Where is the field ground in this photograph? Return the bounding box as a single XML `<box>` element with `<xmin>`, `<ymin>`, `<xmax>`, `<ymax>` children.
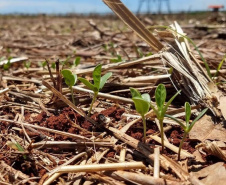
<box><xmin>0</xmin><ymin>12</ymin><xmax>226</xmax><ymax>185</ymax></box>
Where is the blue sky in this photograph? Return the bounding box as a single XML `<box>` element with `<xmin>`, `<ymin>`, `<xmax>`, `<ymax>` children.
<box><xmin>0</xmin><ymin>0</ymin><xmax>225</xmax><ymax>14</ymax></box>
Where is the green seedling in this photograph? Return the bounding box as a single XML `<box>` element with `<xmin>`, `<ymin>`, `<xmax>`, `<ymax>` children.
<box><xmin>165</xmin><ymin>102</ymin><xmax>208</xmax><ymax>160</ymax></box>
<box><xmin>38</xmin><ymin>61</ymin><xmax>47</xmax><ymax>69</ymax></box>
<box><xmin>214</xmin><ymin>54</ymin><xmax>226</xmax><ymax>78</ymax></box>
<box><xmin>7</xmin><ymin>140</ymin><xmax>27</xmax><ymax>159</ymax></box>
<box><xmin>51</xmin><ymin>62</ymin><xmax>56</xmax><ymax>69</ymax></box>
<box><xmin>149</xmin><ymin>84</ymin><xmax>181</xmax><ymax>152</ymax></box>
<box><xmin>78</xmin><ymin>64</ymin><xmax>112</xmax><ymax>116</ymax></box>
<box><xmin>130</xmin><ymin>88</ymin><xmax>151</xmax><ymax>142</ymax></box>
<box><xmin>61</xmin><ymin>69</ymin><xmax>77</xmax><ymax>105</ymax></box>
<box><xmin>135</xmin><ymin>47</ymin><xmax>144</xmax><ymax>58</ymax></box>
<box><xmin>110</xmin><ymin>55</ymin><xmax>123</xmax><ymax>63</ymax></box>
<box><xmin>24</xmin><ymin>61</ymin><xmax>31</xmax><ymax>69</ymax></box>
<box><xmin>74</xmin><ymin>57</ymin><xmax>81</xmax><ymax>67</ymax></box>
<box><xmin>3</xmin><ymin>56</ymin><xmax>12</xmax><ymax>70</ymax></box>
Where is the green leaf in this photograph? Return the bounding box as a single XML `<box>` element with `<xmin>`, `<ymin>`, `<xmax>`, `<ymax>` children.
<box><xmin>93</xmin><ymin>64</ymin><xmax>102</xmax><ymax>90</ymax></box>
<box><xmin>162</xmin><ymin>90</ymin><xmax>181</xmax><ymax>115</ymax></box>
<box><xmin>165</xmin><ymin>114</ymin><xmax>186</xmax><ymax>130</ymax></box>
<box><xmin>78</xmin><ymin>77</ymin><xmax>95</xmax><ymax>91</ymax></box>
<box><xmin>132</xmin><ymin>97</ymin><xmax>150</xmax><ymax>116</ymax></box>
<box><xmin>74</xmin><ymin>57</ymin><xmax>81</xmax><ymax>66</ymax></box>
<box><xmin>51</xmin><ymin>63</ymin><xmax>56</xmax><ymax>69</ymax></box>
<box><xmin>185</xmin><ymin>102</ymin><xmax>191</xmax><ymax>125</ymax></box>
<box><xmin>24</xmin><ymin>61</ymin><xmax>31</xmax><ymax>69</ymax></box>
<box><xmin>61</xmin><ymin>69</ymin><xmax>77</xmax><ymax>87</ymax></box>
<box><xmin>214</xmin><ymin>54</ymin><xmax>226</xmax><ymax>77</ymax></box>
<box><xmin>188</xmin><ymin>108</ymin><xmax>208</xmax><ymax>132</ymax></box>
<box><xmin>141</xmin><ymin>93</ymin><xmax>151</xmax><ymax>103</ymax></box>
<box><xmin>130</xmin><ymin>87</ymin><xmax>142</xmax><ymax>98</ymax></box>
<box><xmin>149</xmin><ymin>103</ymin><xmax>158</xmax><ymax>117</ymax></box>
<box><xmin>155</xmin><ymin>84</ymin><xmax>166</xmax><ymax>111</ymax></box>
<box><xmin>100</xmin><ymin>72</ymin><xmax>112</xmax><ymax>90</ymax></box>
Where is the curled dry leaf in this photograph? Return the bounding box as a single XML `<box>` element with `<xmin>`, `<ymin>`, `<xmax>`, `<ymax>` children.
<box><xmin>197</xmin><ymin>140</ymin><xmax>226</xmax><ymax>162</ymax></box>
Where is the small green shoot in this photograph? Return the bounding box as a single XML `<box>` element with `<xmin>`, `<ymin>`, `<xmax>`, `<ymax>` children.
<box><xmin>51</xmin><ymin>62</ymin><xmax>56</xmax><ymax>69</ymax></box>
<box><xmin>214</xmin><ymin>54</ymin><xmax>226</xmax><ymax>78</ymax></box>
<box><xmin>24</xmin><ymin>61</ymin><xmax>31</xmax><ymax>70</ymax></box>
<box><xmin>61</xmin><ymin>69</ymin><xmax>77</xmax><ymax>105</ymax></box>
<box><xmin>165</xmin><ymin>102</ymin><xmax>208</xmax><ymax>160</ymax></box>
<box><xmin>74</xmin><ymin>57</ymin><xmax>81</xmax><ymax>67</ymax></box>
<box><xmin>149</xmin><ymin>84</ymin><xmax>181</xmax><ymax>152</ymax></box>
<box><xmin>7</xmin><ymin>140</ymin><xmax>27</xmax><ymax>160</ymax></box>
<box><xmin>110</xmin><ymin>55</ymin><xmax>123</xmax><ymax>63</ymax></box>
<box><xmin>39</xmin><ymin>61</ymin><xmax>47</xmax><ymax>69</ymax></box>
<box><xmin>78</xmin><ymin>64</ymin><xmax>112</xmax><ymax>116</ymax></box>
<box><xmin>3</xmin><ymin>56</ymin><xmax>12</xmax><ymax>70</ymax></box>
<box><xmin>135</xmin><ymin>47</ymin><xmax>144</xmax><ymax>58</ymax></box>
<box><xmin>130</xmin><ymin>88</ymin><xmax>151</xmax><ymax>142</ymax></box>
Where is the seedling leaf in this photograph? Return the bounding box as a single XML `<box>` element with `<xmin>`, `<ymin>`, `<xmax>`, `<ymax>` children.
<box><xmin>100</xmin><ymin>72</ymin><xmax>112</xmax><ymax>89</ymax></box>
<box><xmin>163</xmin><ymin>90</ymin><xmax>181</xmax><ymax>114</ymax></box>
<box><xmin>165</xmin><ymin>114</ymin><xmax>186</xmax><ymax>130</ymax></box>
<box><xmin>155</xmin><ymin>84</ymin><xmax>166</xmax><ymax>111</ymax></box>
<box><xmin>188</xmin><ymin>108</ymin><xmax>208</xmax><ymax>132</ymax></box>
<box><xmin>74</xmin><ymin>57</ymin><xmax>81</xmax><ymax>66</ymax></box>
<box><xmin>61</xmin><ymin>69</ymin><xmax>77</xmax><ymax>87</ymax></box>
<box><xmin>141</xmin><ymin>93</ymin><xmax>151</xmax><ymax>103</ymax></box>
<box><xmin>78</xmin><ymin>77</ymin><xmax>95</xmax><ymax>91</ymax></box>
<box><xmin>132</xmin><ymin>97</ymin><xmax>150</xmax><ymax>116</ymax></box>
<box><xmin>93</xmin><ymin>64</ymin><xmax>102</xmax><ymax>90</ymax></box>
<box><xmin>185</xmin><ymin>102</ymin><xmax>191</xmax><ymax>124</ymax></box>
<box><xmin>130</xmin><ymin>87</ymin><xmax>142</xmax><ymax>98</ymax></box>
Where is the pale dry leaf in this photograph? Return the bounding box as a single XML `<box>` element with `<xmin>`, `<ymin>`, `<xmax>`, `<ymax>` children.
<box><xmin>189</xmin><ymin>115</ymin><xmax>226</xmax><ymax>142</ymax></box>
<box><xmin>219</xmin><ymin>96</ymin><xmax>226</xmax><ymax>120</ymax></box>
<box><xmin>192</xmin><ymin>162</ymin><xmax>226</xmax><ymax>185</ymax></box>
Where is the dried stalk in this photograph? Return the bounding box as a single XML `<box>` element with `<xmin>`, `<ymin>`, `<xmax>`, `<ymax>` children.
<box><xmin>72</xmin><ymin>86</ymin><xmax>133</xmax><ymax>104</ymax></box>
<box><xmin>150</xmin><ymin>135</ymin><xmax>193</xmax><ymax>158</ymax></box>
<box><xmin>55</xmin><ymin>162</ymin><xmax>145</xmax><ymax>173</ymax></box>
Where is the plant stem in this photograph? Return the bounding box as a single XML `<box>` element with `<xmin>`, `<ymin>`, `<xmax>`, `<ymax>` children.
<box><xmin>70</xmin><ymin>87</ymin><xmax>75</xmax><ymax>105</ymax></box>
<box><xmin>159</xmin><ymin>119</ymin><xmax>164</xmax><ymax>152</ymax></box>
<box><xmin>88</xmin><ymin>92</ymin><xmax>98</xmax><ymax>117</ymax></box>
<box><xmin>142</xmin><ymin>115</ymin><xmax>146</xmax><ymax>143</ymax></box>
<box><xmin>178</xmin><ymin>132</ymin><xmax>187</xmax><ymax>160</ymax></box>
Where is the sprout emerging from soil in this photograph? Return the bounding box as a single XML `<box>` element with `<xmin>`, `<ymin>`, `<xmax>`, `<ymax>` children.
<box><xmin>165</xmin><ymin>102</ymin><xmax>208</xmax><ymax>160</ymax></box>
<box><xmin>78</xmin><ymin>64</ymin><xmax>112</xmax><ymax>117</ymax></box>
<box><xmin>130</xmin><ymin>88</ymin><xmax>151</xmax><ymax>143</ymax></box>
<box><xmin>149</xmin><ymin>84</ymin><xmax>181</xmax><ymax>152</ymax></box>
<box><xmin>61</xmin><ymin>69</ymin><xmax>77</xmax><ymax>105</ymax></box>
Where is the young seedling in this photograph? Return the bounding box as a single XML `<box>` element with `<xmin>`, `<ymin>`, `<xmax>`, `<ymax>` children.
<box><xmin>24</xmin><ymin>61</ymin><xmax>31</xmax><ymax>70</ymax></box>
<box><xmin>165</xmin><ymin>102</ymin><xmax>208</xmax><ymax>160</ymax></box>
<box><xmin>74</xmin><ymin>56</ymin><xmax>81</xmax><ymax>67</ymax></box>
<box><xmin>78</xmin><ymin>64</ymin><xmax>112</xmax><ymax>117</ymax></box>
<box><xmin>149</xmin><ymin>84</ymin><xmax>181</xmax><ymax>152</ymax></box>
<box><xmin>3</xmin><ymin>56</ymin><xmax>12</xmax><ymax>70</ymax></box>
<box><xmin>130</xmin><ymin>88</ymin><xmax>151</xmax><ymax>143</ymax></box>
<box><xmin>61</xmin><ymin>69</ymin><xmax>77</xmax><ymax>105</ymax></box>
